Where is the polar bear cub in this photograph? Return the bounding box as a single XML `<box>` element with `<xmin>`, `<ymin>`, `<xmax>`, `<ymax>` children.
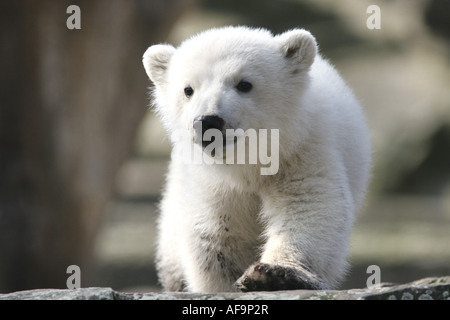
<box><xmin>142</xmin><ymin>26</ymin><xmax>371</xmax><ymax>292</ymax></box>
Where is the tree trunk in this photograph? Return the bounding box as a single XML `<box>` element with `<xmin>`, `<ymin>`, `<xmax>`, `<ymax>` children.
<box><xmin>0</xmin><ymin>0</ymin><xmax>195</xmax><ymax>292</ymax></box>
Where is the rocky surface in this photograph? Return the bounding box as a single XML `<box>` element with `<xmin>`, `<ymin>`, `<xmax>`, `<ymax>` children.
<box><xmin>1</xmin><ymin>276</ymin><xmax>449</xmax><ymax>300</ymax></box>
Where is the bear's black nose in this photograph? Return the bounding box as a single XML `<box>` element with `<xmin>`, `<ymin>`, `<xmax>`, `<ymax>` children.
<box><xmin>194</xmin><ymin>115</ymin><xmax>225</xmax><ymax>134</ymax></box>
<box><xmin>193</xmin><ymin>115</ymin><xmax>225</xmax><ymax>149</ymax></box>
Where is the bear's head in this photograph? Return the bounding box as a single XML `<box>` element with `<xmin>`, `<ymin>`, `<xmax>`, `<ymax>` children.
<box><xmin>143</xmin><ymin>26</ymin><xmax>317</xmax><ymax>160</ymax></box>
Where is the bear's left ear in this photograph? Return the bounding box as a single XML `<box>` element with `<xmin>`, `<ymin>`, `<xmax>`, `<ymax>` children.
<box><xmin>276</xmin><ymin>29</ymin><xmax>317</xmax><ymax>70</ymax></box>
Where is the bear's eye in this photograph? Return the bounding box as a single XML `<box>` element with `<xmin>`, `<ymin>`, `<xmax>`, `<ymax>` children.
<box><xmin>184</xmin><ymin>86</ymin><xmax>194</xmax><ymax>98</ymax></box>
<box><xmin>236</xmin><ymin>81</ymin><xmax>253</xmax><ymax>93</ymax></box>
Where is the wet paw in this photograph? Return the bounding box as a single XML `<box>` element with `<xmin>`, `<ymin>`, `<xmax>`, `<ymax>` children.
<box><xmin>235</xmin><ymin>263</ymin><xmax>326</xmax><ymax>292</ymax></box>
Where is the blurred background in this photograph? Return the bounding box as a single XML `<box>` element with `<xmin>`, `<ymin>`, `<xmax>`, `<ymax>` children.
<box><xmin>0</xmin><ymin>0</ymin><xmax>449</xmax><ymax>293</ymax></box>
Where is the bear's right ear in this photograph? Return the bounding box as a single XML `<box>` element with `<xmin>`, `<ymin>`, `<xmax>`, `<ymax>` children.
<box><xmin>142</xmin><ymin>44</ymin><xmax>175</xmax><ymax>86</ymax></box>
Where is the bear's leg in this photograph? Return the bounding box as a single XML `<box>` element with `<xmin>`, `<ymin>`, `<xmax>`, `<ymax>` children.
<box><xmin>236</xmin><ymin>173</ymin><xmax>354</xmax><ymax>291</ymax></box>
<box><xmin>181</xmin><ymin>190</ymin><xmax>262</xmax><ymax>292</ymax></box>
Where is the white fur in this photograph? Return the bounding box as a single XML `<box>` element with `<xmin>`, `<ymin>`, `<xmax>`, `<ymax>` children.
<box><xmin>143</xmin><ymin>26</ymin><xmax>371</xmax><ymax>292</ymax></box>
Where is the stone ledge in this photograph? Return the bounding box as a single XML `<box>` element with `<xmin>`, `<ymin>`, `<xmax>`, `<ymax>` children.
<box><xmin>1</xmin><ymin>276</ymin><xmax>449</xmax><ymax>300</ymax></box>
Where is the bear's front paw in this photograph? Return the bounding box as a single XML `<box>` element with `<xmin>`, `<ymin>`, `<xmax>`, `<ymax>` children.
<box><xmin>234</xmin><ymin>263</ymin><xmax>326</xmax><ymax>292</ymax></box>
